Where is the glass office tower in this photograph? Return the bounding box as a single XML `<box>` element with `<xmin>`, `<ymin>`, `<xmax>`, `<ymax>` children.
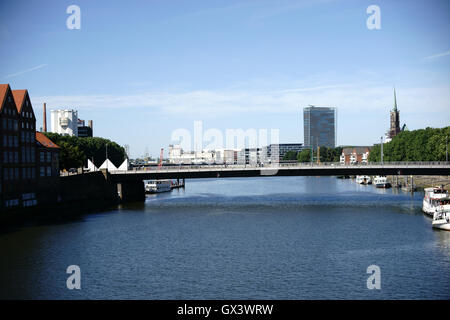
<box><xmin>303</xmin><ymin>106</ymin><xmax>336</xmax><ymax>149</ymax></box>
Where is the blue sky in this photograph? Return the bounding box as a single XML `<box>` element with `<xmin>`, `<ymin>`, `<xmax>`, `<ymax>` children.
<box><xmin>1</xmin><ymin>0</ymin><xmax>449</xmax><ymax>158</ymax></box>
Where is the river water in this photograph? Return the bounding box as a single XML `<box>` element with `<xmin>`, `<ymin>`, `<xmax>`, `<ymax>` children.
<box><xmin>0</xmin><ymin>176</ymin><xmax>449</xmax><ymax>299</ymax></box>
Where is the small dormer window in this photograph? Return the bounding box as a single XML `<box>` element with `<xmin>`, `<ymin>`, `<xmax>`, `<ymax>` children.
<box><xmin>26</xmin><ymin>101</ymin><xmax>29</xmax><ymax>106</ymax></box>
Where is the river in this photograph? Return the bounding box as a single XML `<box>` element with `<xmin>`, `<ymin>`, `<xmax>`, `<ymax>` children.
<box><xmin>0</xmin><ymin>176</ymin><xmax>449</xmax><ymax>299</ymax></box>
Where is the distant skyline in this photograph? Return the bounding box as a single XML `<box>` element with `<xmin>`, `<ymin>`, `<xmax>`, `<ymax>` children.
<box><xmin>1</xmin><ymin>0</ymin><xmax>449</xmax><ymax>158</ymax></box>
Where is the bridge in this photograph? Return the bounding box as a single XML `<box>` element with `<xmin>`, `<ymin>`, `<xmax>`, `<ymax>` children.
<box><xmin>104</xmin><ymin>162</ymin><xmax>450</xmax><ymax>201</ymax></box>
<box><xmin>110</xmin><ymin>162</ymin><xmax>450</xmax><ymax>182</ymax></box>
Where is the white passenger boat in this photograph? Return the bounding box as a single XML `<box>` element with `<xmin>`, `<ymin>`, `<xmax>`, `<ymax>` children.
<box><xmin>373</xmin><ymin>176</ymin><xmax>391</xmax><ymax>188</ymax></box>
<box><xmin>432</xmin><ymin>204</ymin><xmax>450</xmax><ymax>231</ymax></box>
<box><xmin>356</xmin><ymin>175</ymin><xmax>371</xmax><ymax>185</ymax></box>
<box><xmin>145</xmin><ymin>180</ymin><xmax>172</xmax><ymax>193</ymax></box>
<box><xmin>423</xmin><ymin>186</ymin><xmax>449</xmax><ymax>216</ymax></box>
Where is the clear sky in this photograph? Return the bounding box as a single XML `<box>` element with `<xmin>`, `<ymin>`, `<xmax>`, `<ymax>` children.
<box><xmin>1</xmin><ymin>0</ymin><xmax>449</xmax><ymax>158</ymax></box>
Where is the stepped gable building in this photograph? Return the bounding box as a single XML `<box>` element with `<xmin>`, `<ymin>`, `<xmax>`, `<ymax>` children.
<box><xmin>0</xmin><ymin>83</ymin><xmax>60</xmax><ymax>210</ymax></box>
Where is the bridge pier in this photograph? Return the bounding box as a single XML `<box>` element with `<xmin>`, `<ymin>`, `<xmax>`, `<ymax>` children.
<box><xmin>117</xmin><ymin>180</ymin><xmax>145</xmax><ymax>202</ymax></box>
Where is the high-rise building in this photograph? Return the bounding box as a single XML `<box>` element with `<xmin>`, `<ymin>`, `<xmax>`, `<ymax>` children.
<box><xmin>303</xmin><ymin>106</ymin><xmax>336</xmax><ymax>149</ymax></box>
<box><xmin>50</xmin><ymin>109</ymin><xmax>78</xmax><ymax>136</ymax></box>
<box><xmin>77</xmin><ymin>119</ymin><xmax>93</xmax><ymax>138</ymax></box>
<box><xmin>389</xmin><ymin>89</ymin><xmax>401</xmax><ymax>140</ymax></box>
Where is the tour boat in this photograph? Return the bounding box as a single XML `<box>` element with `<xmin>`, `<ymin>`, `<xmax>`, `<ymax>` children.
<box><xmin>423</xmin><ymin>186</ymin><xmax>449</xmax><ymax>216</ymax></box>
<box><xmin>373</xmin><ymin>176</ymin><xmax>391</xmax><ymax>188</ymax></box>
<box><xmin>356</xmin><ymin>175</ymin><xmax>371</xmax><ymax>185</ymax></box>
<box><xmin>145</xmin><ymin>180</ymin><xmax>172</xmax><ymax>193</ymax></box>
<box><xmin>432</xmin><ymin>205</ymin><xmax>450</xmax><ymax>231</ymax></box>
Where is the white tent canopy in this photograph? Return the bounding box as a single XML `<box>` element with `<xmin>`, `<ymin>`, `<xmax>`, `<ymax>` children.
<box><xmin>117</xmin><ymin>159</ymin><xmax>129</xmax><ymax>171</ymax></box>
<box><xmin>86</xmin><ymin>159</ymin><xmax>98</xmax><ymax>172</ymax></box>
<box><xmin>99</xmin><ymin>159</ymin><xmax>118</xmax><ymax>171</ymax></box>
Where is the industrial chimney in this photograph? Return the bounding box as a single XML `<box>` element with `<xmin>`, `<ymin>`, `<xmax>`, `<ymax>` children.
<box><xmin>43</xmin><ymin>103</ymin><xmax>47</xmax><ymax>132</ymax></box>
<box><xmin>88</xmin><ymin>120</ymin><xmax>93</xmax><ymax>131</ymax></box>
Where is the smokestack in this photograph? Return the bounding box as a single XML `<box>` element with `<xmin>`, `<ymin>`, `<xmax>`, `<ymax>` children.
<box><xmin>88</xmin><ymin>120</ymin><xmax>93</xmax><ymax>130</ymax></box>
<box><xmin>43</xmin><ymin>103</ymin><xmax>47</xmax><ymax>132</ymax></box>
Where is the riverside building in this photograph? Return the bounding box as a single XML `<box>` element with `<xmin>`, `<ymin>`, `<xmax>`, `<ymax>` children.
<box><xmin>0</xmin><ymin>83</ymin><xmax>59</xmax><ymax>210</ymax></box>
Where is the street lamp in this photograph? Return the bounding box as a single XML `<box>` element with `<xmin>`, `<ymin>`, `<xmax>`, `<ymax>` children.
<box><xmin>106</xmin><ymin>143</ymin><xmax>109</xmax><ymax>171</ymax></box>
<box><xmin>380</xmin><ymin>136</ymin><xmax>384</xmax><ymax>165</ymax></box>
<box><xmin>446</xmin><ymin>135</ymin><xmax>448</xmax><ymax>163</ymax></box>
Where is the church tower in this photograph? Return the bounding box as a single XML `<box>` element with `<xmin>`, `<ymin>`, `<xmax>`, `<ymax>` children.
<box><xmin>389</xmin><ymin>88</ymin><xmax>401</xmax><ymax>139</ymax></box>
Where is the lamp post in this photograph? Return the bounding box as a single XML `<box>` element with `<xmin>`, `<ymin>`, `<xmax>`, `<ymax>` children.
<box><xmin>380</xmin><ymin>136</ymin><xmax>384</xmax><ymax>165</ymax></box>
<box><xmin>446</xmin><ymin>135</ymin><xmax>448</xmax><ymax>163</ymax></box>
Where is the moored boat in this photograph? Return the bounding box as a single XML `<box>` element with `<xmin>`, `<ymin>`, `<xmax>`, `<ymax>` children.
<box><xmin>145</xmin><ymin>180</ymin><xmax>172</xmax><ymax>193</ymax></box>
<box><xmin>432</xmin><ymin>207</ymin><xmax>450</xmax><ymax>231</ymax></box>
<box><xmin>423</xmin><ymin>186</ymin><xmax>449</xmax><ymax>216</ymax></box>
<box><xmin>373</xmin><ymin>176</ymin><xmax>391</xmax><ymax>188</ymax></box>
<box><xmin>356</xmin><ymin>175</ymin><xmax>371</xmax><ymax>185</ymax></box>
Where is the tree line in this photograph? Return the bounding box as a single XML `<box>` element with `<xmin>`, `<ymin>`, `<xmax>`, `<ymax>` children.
<box><xmin>368</xmin><ymin>126</ymin><xmax>450</xmax><ymax>162</ymax></box>
<box><xmin>43</xmin><ymin>133</ymin><xmax>127</xmax><ymax>170</ymax></box>
<box><xmin>283</xmin><ymin>146</ymin><xmax>343</xmax><ymax>163</ymax></box>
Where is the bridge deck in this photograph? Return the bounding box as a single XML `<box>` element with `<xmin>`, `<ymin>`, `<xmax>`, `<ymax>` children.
<box><xmin>108</xmin><ymin>163</ymin><xmax>450</xmax><ymax>182</ymax></box>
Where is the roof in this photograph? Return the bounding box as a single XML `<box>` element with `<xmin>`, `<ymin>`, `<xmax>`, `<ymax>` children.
<box><xmin>0</xmin><ymin>84</ymin><xmax>10</xmax><ymax>111</ymax></box>
<box><xmin>36</xmin><ymin>132</ymin><xmax>60</xmax><ymax>149</ymax></box>
<box><xmin>12</xmin><ymin>89</ymin><xmax>27</xmax><ymax>113</ymax></box>
<box><xmin>342</xmin><ymin>146</ymin><xmax>371</xmax><ymax>155</ymax></box>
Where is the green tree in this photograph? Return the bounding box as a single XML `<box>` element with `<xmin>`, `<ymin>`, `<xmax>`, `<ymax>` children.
<box><xmin>43</xmin><ymin>133</ymin><xmax>127</xmax><ymax>170</ymax></box>
<box><xmin>368</xmin><ymin>126</ymin><xmax>450</xmax><ymax>162</ymax></box>
<box><xmin>282</xmin><ymin>150</ymin><xmax>298</xmax><ymax>161</ymax></box>
<box><xmin>297</xmin><ymin>149</ymin><xmax>312</xmax><ymax>162</ymax></box>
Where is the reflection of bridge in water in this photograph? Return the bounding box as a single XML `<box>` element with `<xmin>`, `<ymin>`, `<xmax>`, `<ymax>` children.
<box><xmin>106</xmin><ymin>162</ymin><xmax>450</xmax><ymax>201</ymax></box>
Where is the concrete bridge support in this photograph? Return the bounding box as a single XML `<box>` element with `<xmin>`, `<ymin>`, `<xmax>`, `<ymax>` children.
<box><xmin>117</xmin><ymin>180</ymin><xmax>145</xmax><ymax>202</ymax></box>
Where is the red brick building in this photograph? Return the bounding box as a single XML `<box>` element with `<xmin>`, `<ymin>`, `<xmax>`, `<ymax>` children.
<box><xmin>0</xmin><ymin>84</ymin><xmax>59</xmax><ymax>210</ymax></box>
<box><xmin>340</xmin><ymin>147</ymin><xmax>371</xmax><ymax>164</ymax></box>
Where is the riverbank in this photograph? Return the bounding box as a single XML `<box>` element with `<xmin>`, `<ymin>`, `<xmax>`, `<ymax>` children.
<box><xmin>387</xmin><ymin>175</ymin><xmax>450</xmax><ymax>190</ymax></box>
<box><xmin>0</xmin><ymin>171</ymin><xmax>121</xmax><ymax>231</ymax></box>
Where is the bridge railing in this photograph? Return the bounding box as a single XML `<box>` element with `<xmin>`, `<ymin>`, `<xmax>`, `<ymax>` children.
<box><xmin>110</xmin><ymin>161</ymin><xmax>450</xmax><ymax>174</ymax></box>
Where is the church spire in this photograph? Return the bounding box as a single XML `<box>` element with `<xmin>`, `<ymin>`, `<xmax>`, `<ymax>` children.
<box><xmin>393</xmin><ymin>87</ymin><xmax>398</xmax><ymax>111</ymax></box>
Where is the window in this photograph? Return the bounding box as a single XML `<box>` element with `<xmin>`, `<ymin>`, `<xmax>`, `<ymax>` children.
<box><xmin>8</xmin><ymin>135</ymin><xmax>12</xmax><ymax>147</ymax></box>
<box><xmin>40</xmin><ymin>151</ymin><xmax>45</xmax><ymax>162</ymax></box>
<box><xmin>14</xmin><ymin>136</ymin><xmax>18</xmax><ymax>147</ymax></box>
<box><xmin>14</xmin><ymin>151</ymin><xmax>18</xmax><ymax>163</ymax></box>
<box><xmin>46</xmin><ymin>166</ymin><xmax>51</xmax><ymax>177</ymax></box>
<box><xmin>3</xmin><ymin>151</ymin><xmax>8</xmax><ymax>163</ymax></box>
<box><xmin>15</xmin><ymin>168</ymin><xmax>19</xmax><ymax>180</ymax></box>
<box><xmin>40</xmin><ymin>167</ymin><xmax>45</xmax><ymax>177</ymax></box>
<box><xmin>3</xmin><ymin>168</ymin><xmax>8</xmax><ymax>180</ymax></box>
<box><xmin>9</xmin><ymin>168</ymin><xmax>14</xmax><ymax>180</ymax></box>
<box><xmin>9</xmin><ymin>151</ymin><xmax>13</xmax><ymax>163</ymax></box>
<box><xmin>31</xmin><ymin>167</ymin><xmax>35</xmax><ymax>178</ymax></box>
<box><xmin>31</xmin><ymin>148</ymin><xmax>35</xmax><ymax>163</ymax></box>
<box><xmin>3</xmin><ymin>135</ymin><xmax>6</xmax><ymax>146</ymax></box>
<box><xmin>21</xmin><ymin>131</ymin><xmax>24</xmax><ymax>142</ymax></box>
<box><xmin>13</xmin><ymin>120</ymin><xmax>18</xmax><ymax>131</ymax></box>
<box><xmin>47</xmin><ymin>152</ymin><xmax>51</xmax><ymax>163</ymax></box>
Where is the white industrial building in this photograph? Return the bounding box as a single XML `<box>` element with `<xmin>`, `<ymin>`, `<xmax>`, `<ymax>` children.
<box><xmin>50</xmin><ymin>109</ymin><xmax>78</xmax><ymax>136</ymax></box>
